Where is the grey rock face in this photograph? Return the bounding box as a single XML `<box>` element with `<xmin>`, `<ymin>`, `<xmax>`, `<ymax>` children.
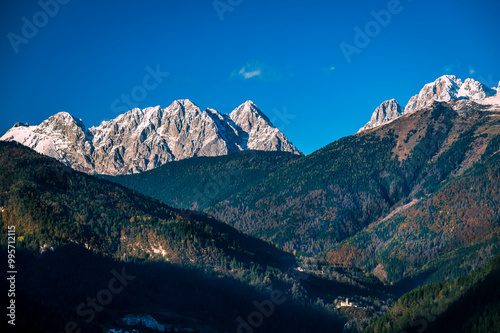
<box><xmin>1</xmin><ymin>100</ymin><xmax>303</xmax><ymax>175</ymax></box>
<box><xmin>358</xmin><ymin>99</ymin><xmax>403</xmax><ymax>132</ymax></box>
<box><xmin>229</xmin><ymin>101</ymin><xmax>301</xmax><ymax>153</ymax></box>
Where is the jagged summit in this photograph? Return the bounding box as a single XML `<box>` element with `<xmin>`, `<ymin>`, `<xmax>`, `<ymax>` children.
<box><xmin>230</xmin><ymin>100</ymin><xmax>268</xmax><ymax>118</ymax></box>
<box><xmin>1</xmin><ymin>99</ymin><xmax>303</xmax><ymax>175</ymax></box>
<box><xmin>230</xmin><ymin>101</ymin><xmax>272</xmax><ymax>132</ymax></box>
<box><xmin>358</xmin><ymin>99</ymin><xmax>403</xmax><ymax>132</ymax></box>
<box><xmin>43</xmin><ymin>112</ymin><xmax>86</xmax><ymax>131</ymax></box>
<box><xmin>167</xmin><ymin>99</ymin><xmax>201</xmax><ymax>115</ymax></box>
<box><xmin>359</xmin><ymin>75</ymin><xmax>498</xmax><ymax>132</ymax></box>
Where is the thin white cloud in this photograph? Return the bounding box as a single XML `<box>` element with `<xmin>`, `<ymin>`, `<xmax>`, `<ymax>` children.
<box><xmin>469</xmin><ymin>67</ymin><xmax>476</xmax><ymax>75</ymax></box>
<box><xmin>239</xmin><ymin>67</ymin><xmax>262</xmax><ymax>79</ymax></box>
<box><xmin>231</xmin><ymin>62</ymin><xmax>281</xmax><ymax>81</ymax></box>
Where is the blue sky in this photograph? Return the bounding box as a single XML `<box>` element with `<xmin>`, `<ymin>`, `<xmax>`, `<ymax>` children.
<box><xmin>1</xmin><ymin>0</ymin><xmax>499</xmax><ymax>154</ymax></box>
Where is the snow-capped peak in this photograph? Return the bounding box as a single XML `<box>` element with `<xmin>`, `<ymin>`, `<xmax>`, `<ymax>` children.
<box><xmin>359</xmin><ymin>75</ymin><xmax>497</xmax><ymax>133</ymax></box>
<box><xmin>457</xmin><ymin>78</ymin><xmax>496</xmax><ymax>100</ymax></box>
<box><xmin>404</xmin><ymin>75</ymin><xmax>496</xmax><ymax>114</ymax></box>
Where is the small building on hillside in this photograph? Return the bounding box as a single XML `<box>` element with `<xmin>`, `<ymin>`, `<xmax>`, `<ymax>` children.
<box><xmin>336</xmin><ymin>297</ymin><xmax>356</xmax><ymax>308</ymax></box>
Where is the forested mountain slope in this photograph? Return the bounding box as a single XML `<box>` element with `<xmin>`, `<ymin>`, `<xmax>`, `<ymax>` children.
<box><xmin>1</xmin><ymin>141</ymin><xmax>392</xmax><ymax>332</ymax></box>
<box><xmin>111</xmin><ymin>100</ymin><xmax>500</xmax><ymax>257</ymax></box>
<box><xmin>326</xmin><ymin>148</ymin><xmax>500</xmax><ymax>284</ymax></box>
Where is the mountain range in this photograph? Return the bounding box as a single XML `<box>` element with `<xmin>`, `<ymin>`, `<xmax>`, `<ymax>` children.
<box><xmin>2</xmin><ymin>75</ymin><xmax>499</xmax><ymax>178</ymax></box>
<box><xmin>0</xmin><ymin>100</ymin><xmax>302</xmax><ymax>175</ymax></box>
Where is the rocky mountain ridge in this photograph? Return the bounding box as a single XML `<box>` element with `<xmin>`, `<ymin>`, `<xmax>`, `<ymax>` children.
<box><xmin>359</xmin><ymin>75</ymin><xmax>498</xmax><ymax>132</ymax></box>
<box><xmin>0</xmin><ymin>99</ymin><xmax>302</xmax><ymax>175</ymax></box>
